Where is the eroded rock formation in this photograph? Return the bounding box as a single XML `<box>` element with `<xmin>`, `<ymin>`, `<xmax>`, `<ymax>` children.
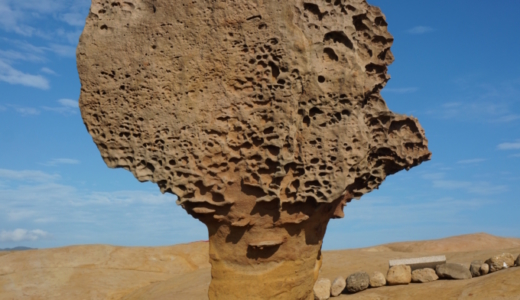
<box><xmin>77</xmin><ymin>0</ymin><xmax>431</xmax><ymax>299</ymax></box>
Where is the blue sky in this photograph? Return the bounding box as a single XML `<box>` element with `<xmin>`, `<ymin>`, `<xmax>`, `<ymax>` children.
<box><xmin>0</xmin><ymin>0</ymin><xmax>519</xmax><ymax>250</ymax></box>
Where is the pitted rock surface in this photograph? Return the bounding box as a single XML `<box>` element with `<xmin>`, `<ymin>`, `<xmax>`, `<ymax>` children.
<box><xmin>78</xmin><ymin>0</ymin><xmax>430</xmax><ymax>211</ymax></box>
<box><xmin>77</xmin><ymin>0</ymin><xmax>430</xmax><ymax>299</ymax></box>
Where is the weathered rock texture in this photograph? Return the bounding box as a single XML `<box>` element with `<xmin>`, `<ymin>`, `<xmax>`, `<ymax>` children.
<box><xmin>411</xmin><ymin>268</ymin><xmax>438</xmax><ymax>283</ymax></box>
<box><xmin>346</xmin><ymin>272</ymin><xmax>369</xmax><ymax>293</ymax></box>
<box><xmin>436</xmin><ymin>263</ymin><xmax>472</xmax><ymax>280</ymax></box>
<box><xmin>77</xmin><ymin>0</ymin><xmax>430</xmax><ymax>299</ymax></box>
<box><xmin>386</xmin><ymin>265</ymin><xmax>412</xmax><ymax>285</ymax></box>
<box><xmin>486</xmin><ymin>253</ymin><xmax>515</xmax><ymax>273</ymax></box>
<box><xmin>369</xmin><ymin>271</ymin><xmax>386</xmax><ymax>288</ymax></box>
<box><xmin>470</xmin><ymin>260</ymin><xmax>483</xmax><ymax>277</ymax></box>
<box><xmin>330</xmin><ymin>276</ymin><xmax>346</xmax><ymax>297</ymax></box>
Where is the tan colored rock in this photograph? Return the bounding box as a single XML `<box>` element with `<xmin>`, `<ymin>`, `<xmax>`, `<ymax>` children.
<box><xmin>369</xmin><ymin>271</ymin><xmax>386</xmax><ymax>288</ymax></box>
<box><xmin>314</xmin><ymin>278</ymin><xmax>331</xmax><ymax>300</ymax></box>
<box><xmin>77</xmin><ymin>0</ymin><xmax>430</xmax><ymax>299</ymax></box>
<box><xmin>436</xmin><ymin>263</ymin><xmax>472</xmax><ymax>280</ymax></box>
<box><xmin>411</xmin><ymin>268</ymin><xmax>439</xmax><ymax>283</ymax></box>
<box><xmin>470</xmin><ymin>260</ymin><xmax>483</xmax><ymax>277</ymax></box>
<box><xmin>386</xmin><ymin>265</ymin><xmax>411</xmax><ymax>285</ymax></box>
<box><xmin>516</xmin><ymin>254</ymin><xmax>520</xmax><ymax>267</ymax></box>
<box><xmin>480</xmin><ymin>263</ymin><xmax>490</xmax><ymax>275</ymax></box>
<box><xmin>486</xmin><ymin>253</ymin><xmax>515</xmax><ymax>273</ymax></box>
<box><xmin>346</xmin><ymin>272</ymin><xmax>370</xmax><ymax>293</ymax></box>
<box><xmin>330</xmin><ymin>276</ymin><xmax>346</xmax><ymax>297</ymax></box>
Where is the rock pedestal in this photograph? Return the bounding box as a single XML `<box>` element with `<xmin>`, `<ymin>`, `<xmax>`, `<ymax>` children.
<box><xmin>77</xmin><ymin>0</ymin><xmax>431</xmax><ymax>299</ymax></box>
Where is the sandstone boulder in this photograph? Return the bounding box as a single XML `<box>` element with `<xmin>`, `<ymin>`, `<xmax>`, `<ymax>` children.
<box><xmin>516</xmin><ymin>254</ymin><xmax>520</xmax><ymax>267</ymax></box>
<box><xmin>369</xmin><ymin>271</ymin><xmax>386</xmax><ymax>288</ymax></box>
<box><xmin>436</xmin><ymin>263</ymin><xmax>472</xmax><ymax>280</ymax></box>
<box><xmin>330</xmin><ymin>277</ymin><xmax>346</xmax><ymax>297</ymax></box>
<box><xmin>470</xmin><ymin>260</ymin><xmax>483</xmax><ymax>277</ymax></box>
<box><xmin>346</xmin><ymin>272</ymin><xmax>370</xmax><ymax>293</ymax></box>
<box><xmin>480</xmin><ymin>263</ymin><xmax>490</xmax><ymax>275</ymax></box>
<box><xmin>486</xmin><ymin>253</ymin><xmax>515</xmax><ymax>273</ymax></box>
<box><xmin>386</xmin><ymin>265</ymin><xmax>411</xmax><ymax>285</ymax></box>
<box><xmin>411</xmin><ymin>268</ymin><xmax>438</xmax><ymax>283</ymax></box>
<box><xmin>314</xmin><ymin>278</ymin><xmax>331</xmax><ymax>300</ymax></box>
<box><xmin>77</xmin><ymin>0</ymin><xmax>431</xmax><ymax>298</ymax></box>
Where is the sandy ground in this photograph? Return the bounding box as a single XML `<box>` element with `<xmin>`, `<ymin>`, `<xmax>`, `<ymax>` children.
<box><xmin>1</xmin><ymin>233</ymin><xmax>519</xmax><ymax>300</ymax></box>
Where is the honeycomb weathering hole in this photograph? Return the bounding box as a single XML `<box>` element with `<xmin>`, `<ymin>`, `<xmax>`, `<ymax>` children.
<box><xmin>77</xmin><ymin>0</ymin><xmax>431</xmax><ymax>299</ymax></box>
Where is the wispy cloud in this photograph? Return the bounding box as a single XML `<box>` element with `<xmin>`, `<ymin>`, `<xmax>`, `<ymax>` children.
<box><xmin>432</xmin><ymin>180</ymin><xmax>508</xmax><ymax>195</ymax></box>
<box><xmin>59</xmin><ymin>12</ymin><xmax>86</xmax><ymax>27</ymax></box>
<box><xmin>10</xmin><ymin>105</ymin><xmax>40</xmax><ymax>116</ymax></box>
<box><xmin>407</xmin><ymin>26</ymin><xmax>434</xmax><ymax>35</ymax></box>
<box><xmin>41</xmin><ymin>67</ymin><xmax>56</xmax><ymax>75</ymax></box>
<box><xmin>497</xmin><ymin>142</ymin><xmax>520</xmax><ymax>150</ymax></box>
<box><xmin>0</xmin><ymin>0</ymin><xmax>89</xmax><ymax>38</ymax></box>
<box><xmin>457</xmin><ymin>158</ymin><xmax>486</xmax><ymax>164</ymax></box>
<box><xmin>42</xmin><ymin>99</ymin><xmax>78</xmax><ymax>114</ymax></box>
<box><xmin>383</xmin><ymin>87</ymin><xmax>419</xmax><ymax>94</ymax></box>
<box><xmin>0</xmin><ymin>59</ymin><xmax>49</xmax><ymax>89</ymax></box>
<box><xmin>0</xmin><ymin>169</ymin><xmax>60</xmax><ymax>182</ymax></box>
<box><xmin>8</xmin><ymin>210</ymin><xmax>36</xmax><ymax>221</ymax></box>
<box><xmin>0</xmin><ymin>229</ymin><xmax>50</xmax><ymax>242</ymax></box>
<box><xmin>42</xmin><ymin>158</ymin><xmax>80</xmax><ymax>166</ymax></box>
<box><xmin>0</xmin><ymin>105</ymin><xmax>6</xmax><ymax>112</ymax></box>
<box><xmin>0</xmin><ymin>168</ymin><xmax>205</xmax><ymax>246</ymax></box>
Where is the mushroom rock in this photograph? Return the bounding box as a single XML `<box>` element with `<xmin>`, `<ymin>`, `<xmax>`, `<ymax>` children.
<box><xmin>77</xmin><ymin>0</ymin><xmax>431</xmax><ymax>299</ymax></box>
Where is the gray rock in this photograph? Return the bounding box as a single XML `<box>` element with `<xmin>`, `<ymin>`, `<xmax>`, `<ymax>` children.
<box><xmin>346</xmin><ymin>272</ymin><xmax>370</xmax><ymax>293</ymax></box>
<box><xmin>480</xmin><ymin>263</ymin><xmax>489</xmax><ymax>275</ymax></box>
<box><xmin>486</xmin><ymin>253</ymin><xmax>515</xmax><ymax>273</ymax></box>
<box><xmin>330</xmin><ymin>277</ymin><xmax>346</xmax><ymax>297</ymax></box>
<box><xmin>411</xmin><ymin>268</ymin><xmax>438</xmax><ymax>283</ymax></box>
<box><xmin>436</xmin><ymin>263</ymin><xmax>472</xmax><ymax>280</ymax></box>
<box><xmin>470</xmin><ymin>260</ymin><xmax>484</xmax><ymax>277</ymax></box>
<box><xmin>386</xmin><ymin>265</ymin><xmax>412</xmax><ymax>285</ymax></box>
<box><xmin>314</xmin><ymin>278</ymin><xmax>331</xmax><ymax>300</ymax></box>
<box><xmin>369</xmin><ymin>271</ymin><xmax>386</xmax><ymax>288</ymax></box>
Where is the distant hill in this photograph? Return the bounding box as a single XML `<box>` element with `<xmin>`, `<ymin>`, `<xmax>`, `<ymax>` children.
<box><xmin>0</xmin><ymin>246</ymin><xmax>35</xmax><ymax>252</ymax></box>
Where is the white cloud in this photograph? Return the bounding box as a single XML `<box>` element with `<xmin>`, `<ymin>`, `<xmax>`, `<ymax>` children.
<box><xmin>0</xmin><ymin>105</ymin><xmax>6</xmax><ymax>111</ymax></box>
<box><xmin>497</xmin><ymin>142</ymin><xmax>520</xmax><ymax>150</ymax></box>
<box><xmin>60</xmin><ymin>12</ymin><xmax>86</xmax><ymax>27</ymax></box>
<box><xmin>383</xmin><ymin>87</ymin><xmax>419</xmax><ymax>94</ymax></box>
<box><xmin>0</xmin><ymin>49</ymin><xmax>45</xmax><ymax>62</ymax></box>
<box><xmin>432</xmin><ymin>180</ymin><xmax>508</xmax><ymax>195</ymax></box>
<box><xmin>12</xmin><ymin>106</ymin><xmax>40</xmax><ymax>115</ymax></box>
<box><xmin>58</xmin><ymin>99</ymin><xmax>78</xmax><ymax>108</ymax></box>
<box><xmin>0</xmin><ymin>229</ymin><xmax>50</xmax><ymax>242</ymax></box>
<box><xmin>42</xmin><ymin>99</ymin><xmax>79</xmax><ymax>114</ymax></box>
<box><xmin>407</xmin><ymin>26</ymin><xmax>434</xmax><ymax>35</ymax></box>
<box><xmin>41</xmin><ymin>67</ymin><xmax>56</xmax><ymax>75</ymax></box>
<box><xmin>457</xmin><ymin>158</ymin><xmax>486</xmax><ymax>164</ymax></box>
<box><xmin>510</xmin><ymin>153</ymin><xmax>520</xmax><ymax>158</ymax></box>
<box><xmin>8</xmin><ymin>210</ymin><xmax>36</xmax><ymax>221</ymax></box>
<box><xmin>0</xmin><ymin>0</ymin><xmax>89</xmax><ymax>38</ymax></box>
<box><xmin>0</xmin><ymin>169</ymin><xmax>60</xmax><ymax>182</ymax></box>
<box><xmin>42</xmin><ymin>158</ymin><xmax>80</xmax><ymax>166</ymax></box>
<box><xmin>493</xmin><ymin>114</ymin><xmax>520</xmax><ymax>123</ymax></box>
<box><xmin>48</xmin><ymin>44</ymin><xmax>76</xmax><ymax>57</ymax></box>
<box><xmin>0</xmin><ymin>59</ymin><xmax>49</xmax><ymax>89</ymax></box>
